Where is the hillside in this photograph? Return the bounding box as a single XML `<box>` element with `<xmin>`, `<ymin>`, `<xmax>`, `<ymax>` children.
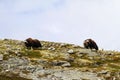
<box><xmin>0</xmin><ymin>39</ymin><xmax>120</xmax><ymax>80</ymax></box>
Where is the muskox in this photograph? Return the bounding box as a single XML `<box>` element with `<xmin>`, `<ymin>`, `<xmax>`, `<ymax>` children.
<box><xmin>83</xmin><ymin>39</ymin><xmax>98</xmax><ymax>50</ymax></box>
<box><xmin>24</xmin><ymin>38</ymin><xmax>42</xmax><ymax>49</ymax></box>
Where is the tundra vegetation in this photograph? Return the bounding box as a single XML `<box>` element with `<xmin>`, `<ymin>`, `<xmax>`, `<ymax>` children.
<box><xmin>0</xmin><ymin>39</ymin><xmax>120</xmax><ymax>80</ymax></box>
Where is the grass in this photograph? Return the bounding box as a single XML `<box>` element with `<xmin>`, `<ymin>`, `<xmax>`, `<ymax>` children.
<box><xmin>21</xmin><ymin>50</ymin><xmax>42</xmax><ymax>58</ymax></box>
<box><xmin>0</xmin><ymin>75</ymin><xmax>31</xmax><ymax>80</ymax></box>
<box><xmin>19</xmin><ymin>44</ymin><xmax>120</xmax><ymax>70</ymax></box>
<box><xmin>1</xmin><ymin>39</ymin><xmax>120</xmax><ymax>79</ymax></box>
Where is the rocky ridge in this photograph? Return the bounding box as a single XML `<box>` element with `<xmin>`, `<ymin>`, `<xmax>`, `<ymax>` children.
<box><xmin>0</xmin><ymin>39</ymin><xmax>120</xmax><ymax>80</ymax></box>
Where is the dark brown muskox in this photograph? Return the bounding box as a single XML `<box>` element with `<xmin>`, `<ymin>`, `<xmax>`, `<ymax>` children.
<box><xmin>24</xmin><ymin>38</ymin><xmax>42</xmax><ymax>49</ymax></box>
<box><xmin>83</xmin><ymin>39</ymin><xmax>98</xmax><ymax>50</ymax></box>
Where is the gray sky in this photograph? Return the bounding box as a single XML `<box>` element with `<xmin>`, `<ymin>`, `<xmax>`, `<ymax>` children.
<box><xmin>0</xmin><ymin>0</ymin><xmax>120</xmax><ymax>51</ymax></box>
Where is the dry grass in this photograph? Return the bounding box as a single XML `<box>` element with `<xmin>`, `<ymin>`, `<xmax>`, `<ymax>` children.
<box><xmin>0</xmin><ymin>39</ymin><xmax>120</xmax><ymax>79</ymax></box>
<box><xmin>0</xmin><ymin>75</ymin><xmax>31</xmax><ymax>80</ymax></box>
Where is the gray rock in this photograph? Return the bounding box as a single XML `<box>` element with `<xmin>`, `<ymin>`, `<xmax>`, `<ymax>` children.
<box><xmin>61</xmin><ymin>62</ymin><xmax>71</xmax><ymax>67</ymax></box>
<box><xmin>60</xmin><ymin>43</ymin><xmax>67</xmax><ymax>47</ymax></box>
<box><xmin>1</xmin><ymin>57</ymin><xmax>29</xmax><ymax>71</ymax></box>
<box><xmin>0</xmin><ymin>54</ymin><xmax>3</xmax><ymax>61</ymax></box>
<box><xmin>53</xmin><ymin>70</ymin><xmax>102</xmax><ymax>80</ymax></box>
<box><xmin>48</xmin><ymin>47</ymin><xmax>55</xmax><ymax>50</ymax></box>
<box><xmin>67</xmin><ymin>49</ymin><xmax>74</xmax><ymax>54</ymax></box>
<box><xmin>37</xmin><ymin>59</ymin><xmax>49</xmax><ymax>64</ymax></box>
<box><xmin>98</xmin><ymin>70</ymin><xmax>108</xmax><ymax>74</ymax></box>
<box><xmin>52</xmin><ymin>61</ymin><xmax>70</xmax><ymax>67</ymax></box>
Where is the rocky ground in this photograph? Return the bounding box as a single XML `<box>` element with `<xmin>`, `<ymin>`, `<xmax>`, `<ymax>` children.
<box><xmin>0</xmin><ymin>39</ymin><xmax>120</xmax><ymax>80</ymax></box>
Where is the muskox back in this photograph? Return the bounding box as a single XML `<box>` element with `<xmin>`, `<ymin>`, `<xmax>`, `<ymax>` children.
<box><xmin>83</xmin><ymin>39</ymin><xmax>98</xmax><ymax>50</ymax></box>
<box><xmin>32</xmin><ymin>39</ymin><xmax>42</xmax><ymax>48</ymax></box>
<box><xmin>24</xmin><ymin>38</ymin><xmax>42</xmax><ymax>49</ymax></box>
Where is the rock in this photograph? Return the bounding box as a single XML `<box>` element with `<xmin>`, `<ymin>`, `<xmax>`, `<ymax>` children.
<box><xmin>1</xmin><ymin>39</ymin><xmax>120</xmax><ymax>80</ymax></box>
<box><xmin>1</xmin><ymin>57</ymin><xmax>30</xmax><ymax>71</ymax></box>
<box><xmin>76</xmin><ymin>52</ymin><xmax>87</xmax><ymax>57</ymax></box>
<box><xmin>59</xmin><ymin>43</ymin><xmax>67</xmax><ymax>47</ymax></box>
<box><xmin>24</xmin><ymin>66</ymin><xmax>37</xmax><ymax>73</ymax></box>
<box><xmin>61</xmin><ymin>62</ymin><xmax>71</xmax><ymax>67</ymax></box>
<box><xmin>47</xmin><ymin>75</ymin><xmax>62</xmax><ymax>80</ymax></box>
<box><xmin>67</xmin><ymin>49</ymin><xmax>74</xmax><ymax>54</ymax></box>
<box><xmin>88</xmin><ymin>52</ymin><xmax>98</xmax><ymax>57</ymax></box>
<box><xmin>52</xmin><ymin>60</ymin><xmax>71</xmax><ymax>67</ymax></box>
<box><xmin>66</xmin><ymin>57</ymin><xmax>74</xmax><ymax>62</ymax></box>
<box><xmin>98</xmin><ymin>70</ymin><xmax>108</xmax><ymax>74</ymax></box>
<box><xmin>48</xmin><ymin>47</ymin><xmax>55</xmax><ymax>50</ymax></box>
<box><xmin>53</xmin><ymin>70</ymin><xmax>102</xmax><ymax>80</ymax></box>
<box><xmin>0</xmin><ymin>54</ymin><xmax>3</xmax><ymax>61</ymax></box>
<box><xmin>37</xmin><ymin>59</ymin><xmax>48</xmax><ymax>64</ymax></box>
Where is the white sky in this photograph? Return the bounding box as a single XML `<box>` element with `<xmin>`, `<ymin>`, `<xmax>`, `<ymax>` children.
<box><xmin>0</xmin><ymin>0</ymin><xmax>120</xmax><ymax>51</ymax></box>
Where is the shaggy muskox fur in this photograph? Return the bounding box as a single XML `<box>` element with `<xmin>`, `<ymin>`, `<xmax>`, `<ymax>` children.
<box><xmin>83</xmin><ymin>39</ymin><xmax>98</xmax><ymax>50</ymax></box>
<box><xmin>24</xmin><ymin>38</ymin><xmax>42</xmax><ymax>49</ymax></box>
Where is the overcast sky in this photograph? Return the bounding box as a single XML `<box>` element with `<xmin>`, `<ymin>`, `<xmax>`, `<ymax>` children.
<box><xmin>0</xmin><ymin>0</ymin><xmax>120</xmax><ymax>51</ymax></box>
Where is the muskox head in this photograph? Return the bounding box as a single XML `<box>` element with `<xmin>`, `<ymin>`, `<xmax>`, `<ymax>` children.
<box><xmin>24</xmin><ymin>38</ymin><xmax>42</xmax><ymax>49</ymax></box>
<box><xmin>83</xmin><ymin>39</ymin><xmax>98</xmax><ymax>50</ymax></box>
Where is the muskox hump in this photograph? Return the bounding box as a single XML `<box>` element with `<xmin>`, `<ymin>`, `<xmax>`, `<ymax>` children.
<box><xmin>83</xmin><ymin>39</ymin><xmax>98</xmax><ymax>50</ymax></box>
<box><xmin>32</xmin><ymin>39</ymin><xmax>42</xmax><ymax>48</ymax></box>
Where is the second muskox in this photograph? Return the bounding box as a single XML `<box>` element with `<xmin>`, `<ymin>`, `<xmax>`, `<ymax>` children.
<box><xmin>83</xmin><ymin>39</ymin><xmax>98</xmax><ymax>50</ymax></box>
<box><xmin>24</xmin><ymin>38</ymin><xmax>42</xmax><ymax>49</ymax></box>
